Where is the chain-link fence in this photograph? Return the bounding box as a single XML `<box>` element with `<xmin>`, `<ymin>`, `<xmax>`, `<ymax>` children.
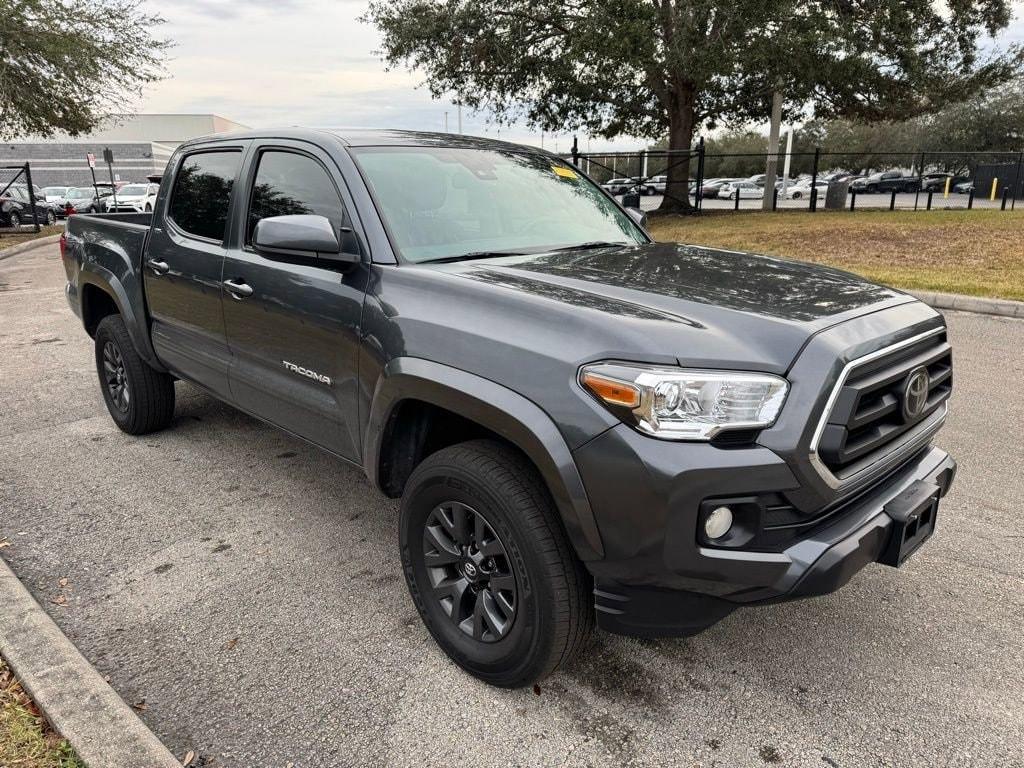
<box><xmin>566</xmin><ymin>139</ymin><xmax>1024</xmax><ymax>214</ymax></box>
<box><xmin>1</xmin><ymin>163</ymin><xmax>45</xmax><ymax>234</ymax></box>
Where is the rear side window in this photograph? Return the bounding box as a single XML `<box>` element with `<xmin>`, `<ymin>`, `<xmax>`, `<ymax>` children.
<box><xmin>246</xmin><ymin>150</ymin><xmax>345</xmax><ymax>243</ymax></box>
<box><xmin>168</xmin><ymin>150</ymin><xmax>241</xmax><ymax>241</ymax></box>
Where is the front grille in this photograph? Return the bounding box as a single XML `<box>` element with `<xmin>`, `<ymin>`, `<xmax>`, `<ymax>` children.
<box><xmin>817</xmin><ymin>330</ymin><xmax>952</xmax><ymax>480</ymax></box>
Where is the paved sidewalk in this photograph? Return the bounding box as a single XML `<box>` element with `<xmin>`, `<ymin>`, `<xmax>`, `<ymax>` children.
<box><xmin>2</xmin><ymin>244</ymin><xmax>1023</xmax><ymax>767</ymax></box>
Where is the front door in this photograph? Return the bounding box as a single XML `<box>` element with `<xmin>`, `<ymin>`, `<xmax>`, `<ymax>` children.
<box><xmin>144</xmin><ymin>146</ymin><xmax>245</xmax><ymax>400</ymax></box>
<box><xmin>220</xmin><ymin>142</ymin><xmax>367</xmax><ymax>460</ymax></box>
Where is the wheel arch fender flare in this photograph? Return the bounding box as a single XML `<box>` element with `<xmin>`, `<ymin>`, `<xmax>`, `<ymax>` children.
<box><xmin>364</xmin><ymin>357</ymin><xmax>604</xmax><ymax>561</ymax></box>
<box><xmin>78</xmin><ymin>267</ymin><xmax>164</xmax><ymax>371</ymax></box>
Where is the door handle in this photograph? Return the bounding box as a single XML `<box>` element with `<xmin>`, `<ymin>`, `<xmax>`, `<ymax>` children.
<box><xmin>222</xmin><ymin>278</ymin><xmax>254</xmax><ymax>299</ymax></box>
<box><xmin>146</xmin><ymin>259</ymin><xmax>169</xmax><ymax>275</ymax></box>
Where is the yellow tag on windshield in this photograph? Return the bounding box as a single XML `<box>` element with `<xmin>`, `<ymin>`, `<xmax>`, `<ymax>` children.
<box><xmin>552</xmin><ymin>165</ymin><xmax>579</xmax><ymax>180</ymax></box>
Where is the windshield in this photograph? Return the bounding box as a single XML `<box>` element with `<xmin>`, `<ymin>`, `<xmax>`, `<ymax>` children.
<box><xmin>352</xmin><ymin>146</ymin><xmax>646</xmax><ymax>263</ymax></box>
<box><xmin>118</xmin><ymin>184</ymin><xmax>147</xmax><ymax>195</ymax></box>
<box><xmin>42</xmin><ymin>187</ymin><xmax>67</xmax><ymax>195</ymax></box>
<box><xmin>67</xmin><ymin>188</ymin><xmax>91</xmax><ymax>199</ymax></box>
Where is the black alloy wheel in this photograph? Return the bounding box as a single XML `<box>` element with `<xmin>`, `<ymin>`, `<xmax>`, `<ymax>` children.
<box><xmin>102</xmin><ymin>340</ymin><xmax>130</xmax><ymax>413</ymax></box>
<box><xmin>93</xmin><ymin>314</ymin><xmax>175</xmax><ymax>434</ymax></box>
<box><xmin>8</xmin><ymin>212</ymin><xmax>20</xmax><ymax>229</ymax></box>
<box><xmin>399</xmin><ymin>440</ymin><xmax>593</xmax><ymax>687</ymax></box>
<box><xmin>423</xmin><ymin>500</ymin><xmax>517</xmax><ymax>642</ymax></box>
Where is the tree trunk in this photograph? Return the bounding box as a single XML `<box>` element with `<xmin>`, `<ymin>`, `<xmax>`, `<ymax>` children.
<box><xmin>657</xmin><ymin>85</ymin><xmax>697</xmax><ymax>214</ymax></box>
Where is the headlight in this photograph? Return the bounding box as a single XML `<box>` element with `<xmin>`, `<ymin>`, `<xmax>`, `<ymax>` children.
<box><xmin>579</xmin><ymin>363</ymin><xmax>789</xmax><ymax>440</ymax></box>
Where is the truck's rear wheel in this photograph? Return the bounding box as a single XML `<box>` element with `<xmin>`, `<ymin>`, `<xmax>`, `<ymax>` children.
<box><xmin>400</xmin><ymin>439</ymin><xmax>592</xmax><ymax>687</ymax></box>
<box><xmin>94</xmin><ymin>315</ymin><xmax>175</xmax><ymax>434</ymax></box>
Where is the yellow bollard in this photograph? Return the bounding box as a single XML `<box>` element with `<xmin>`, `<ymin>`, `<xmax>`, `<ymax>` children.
<box><xmin>943</xmin><ymin>176</ymin><xmax>951</xmax><ymax>198</ymax></box>
<box><xmin>990</xmin><ymin>177</ymin><xmax>999</xmax><ymax>201</ymax></box>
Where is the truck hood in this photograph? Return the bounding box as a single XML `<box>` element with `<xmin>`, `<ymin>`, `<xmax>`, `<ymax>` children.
<box><xmin>437</xmin><ymin>241</ymin><xmax>915</xmax><ymax>373</ymax></box>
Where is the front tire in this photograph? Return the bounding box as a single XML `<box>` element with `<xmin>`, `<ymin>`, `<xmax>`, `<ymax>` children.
<box><xmin>400</xmin><ymin>440</ymin><xmax>592</xmax><ymax>687</ymax></box>
<box><xmin>94</xmin><ymin>315</ymin><xmax>175</xmax><ymax>434</ymax></box>
<box><xmin>8</xmin><ymin>212</ymin><xmax>21</xmax><ymax>229</ymax></box>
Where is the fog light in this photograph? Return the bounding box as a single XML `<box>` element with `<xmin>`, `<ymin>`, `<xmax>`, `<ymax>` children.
<box><xmin>704</xmin><ymin>506</ymin><xmax>733</xmax><ymax>539</ymax></box>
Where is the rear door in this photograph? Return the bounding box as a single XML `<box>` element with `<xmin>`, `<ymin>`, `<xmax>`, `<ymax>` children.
<box><xmin>144</xmin><ymin>144</ymin><xmax>246</xmax><ymax>400</ymax></box>
<box><xmin>220</xmin><ymin>140</ymin><xmax>368</xmax><ymax>460</ymax></box>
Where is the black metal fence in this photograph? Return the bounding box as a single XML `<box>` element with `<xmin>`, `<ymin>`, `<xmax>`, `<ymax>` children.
<box><xmin>566</xmin><ymin>138</ymin><xmax>1024</xmax><ymax>214</ymax></box>
<box><xmin>1</xmin><ymin>163</ymin><xmax>43</xmax><ymax>234</ymax></box>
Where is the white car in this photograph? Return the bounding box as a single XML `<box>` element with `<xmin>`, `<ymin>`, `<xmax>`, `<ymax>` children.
<box><xmin>105</xmin><ymin>183</ymin><xmax>160</xmax><ymax>213</ymax></box>
<box><xmin>717</xmin><ymin>180</ymin><xmax>763</xmax><ymax>199</ymax></box>
<box><xmin>41</xmin><ymin>186</ymin><xmax>71</xmax><ymax>205</ymax></box>
<box><xmin>779</xmin><ymin>181</ymin><xmax>829</xmax><ymax>200</ymax></box>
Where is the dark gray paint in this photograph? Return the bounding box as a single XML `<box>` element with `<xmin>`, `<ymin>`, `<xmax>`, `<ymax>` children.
<box><xmin>61</xmin><ymin>127</ymin><xmax>955</xmax><ymax>637</ymax></box>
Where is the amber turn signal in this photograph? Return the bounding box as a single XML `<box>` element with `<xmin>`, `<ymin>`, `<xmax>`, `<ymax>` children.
<box><xmin>581</xmin><ymin>371</ymin><xmax>641</xmax><ymax>408</ymax></box>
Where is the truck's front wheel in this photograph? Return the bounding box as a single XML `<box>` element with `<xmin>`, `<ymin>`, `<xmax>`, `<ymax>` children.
<box><xmin>94</xmin><ymin>315</ymin><xmax>175</xmax><ymax>434</ymax></box>
<box><xmin>400</xmin><ymin>439</ymin><xmax>592</xmax><ymax>687</ymax></box>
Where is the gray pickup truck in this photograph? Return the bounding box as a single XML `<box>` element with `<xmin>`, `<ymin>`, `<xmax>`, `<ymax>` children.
<box><xmin>61</xmin><ymin>128</ymin><xmax>956</xmax><ymax>687</ymax></box>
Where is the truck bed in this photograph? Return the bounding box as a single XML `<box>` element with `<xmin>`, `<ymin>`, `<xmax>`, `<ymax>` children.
<box><xmin>62</xmin><ymin>212</ymin><xmax>157</xmax><ymax>364</ymax></box>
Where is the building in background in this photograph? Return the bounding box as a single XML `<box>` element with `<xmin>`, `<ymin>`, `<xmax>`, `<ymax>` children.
<box><xmin>0</xmin><ymin>114</ymin><xmax>248</xmax><ymax>188</ymax></box>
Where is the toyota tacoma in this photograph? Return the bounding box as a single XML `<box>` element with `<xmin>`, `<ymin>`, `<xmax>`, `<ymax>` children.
<box><xmin>61</xmin><ymin>129</ymin><xmax>956</xmax><ymax>687</ymax></box>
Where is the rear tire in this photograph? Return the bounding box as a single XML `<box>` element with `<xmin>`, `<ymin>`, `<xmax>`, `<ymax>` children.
<box><xmin>400</xmin><ymin>439</ymin><xmax>593</xmax><ymax>687</ymax></box>
<box><xmin>94</xmin><ymin>315</ymin><xmax>175</xmax><ymax>434</ymax></box>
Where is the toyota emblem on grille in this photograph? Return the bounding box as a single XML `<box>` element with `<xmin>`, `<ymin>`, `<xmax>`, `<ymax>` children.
<box><xmin>901</xmin><ymin>366</ymin><xmax>930</xmax><ymax>422</ymax></box>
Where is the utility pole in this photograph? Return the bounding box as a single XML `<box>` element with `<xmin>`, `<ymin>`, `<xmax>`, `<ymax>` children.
<box><xmin>781</xmin><ymin>127</ymin><xmax>793</xmax><ymax>200</ymax></box>
<box><xmin>444</xmin><ymin>111</ymin><xmax>449</xmax><ymax>133</ymax></box>
<box><xmin>457</xmin><ymin>103</ymin><xmax>462</xmax><ymax>134</ymax></box>
<box><xmin>762</xmin><ymin>89</ymin><xmax>783</xmax><ymax>211</ymax></box>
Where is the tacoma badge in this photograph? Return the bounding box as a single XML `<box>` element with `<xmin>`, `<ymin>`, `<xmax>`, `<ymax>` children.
<box><xmin>282</xmin><ymin>360</ymin><xmax>332</xmax><ymax>386</ymax></box>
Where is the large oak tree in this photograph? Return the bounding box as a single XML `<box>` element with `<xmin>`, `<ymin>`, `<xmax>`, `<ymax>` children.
<box><xmin>0</xmin><ymin>0</ymin><xmax>168</xmax><ymax>139</ymax></box>
<box><xmin>364</xmin><ymin>0</ymin><xmax>1022</xmax><ymax>212</ymax></box>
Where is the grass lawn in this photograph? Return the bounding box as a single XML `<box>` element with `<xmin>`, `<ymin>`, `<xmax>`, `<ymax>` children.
<box><xmin>0</xmin><ymin>225</ymin><xmax>63</xmax><ymax>251</ymax></box>
<box><xmin>647</xmin><ymin>209</ymin><xmax>1024</xmax><ymax>302</ymax></box>
<box><xmin>1</xmin><ymin>658</ymin><xmax>84</xmax><ymax>768</ymax></box>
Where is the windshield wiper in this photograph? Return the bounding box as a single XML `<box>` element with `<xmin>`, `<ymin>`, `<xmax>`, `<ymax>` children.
<box><xmin>423</xmin><ymin>250</ymin><xmax>529</xmax><ymax>264</ymax></box>
<box><xmin>547</xmin><ymin>241</ymin><xmax>630</xmax><ymax>253</ymax></box>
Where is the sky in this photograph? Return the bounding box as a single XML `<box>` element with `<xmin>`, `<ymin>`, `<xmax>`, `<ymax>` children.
<box><xmin>139</xmin><ymin>0</ymin><xmax>1024</xmax><ymax>153</ymax></box>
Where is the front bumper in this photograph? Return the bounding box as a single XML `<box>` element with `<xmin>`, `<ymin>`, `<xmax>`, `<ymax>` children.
<box><xmin>574</xmin><ymin>423</ymin><xmax>956</xmax><ymax>637</ymax></box>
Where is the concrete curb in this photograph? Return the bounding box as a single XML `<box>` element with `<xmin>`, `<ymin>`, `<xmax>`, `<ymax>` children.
<box><xmin>911</xmin><ymin>290</ymin><xmax>1024</xmax><ymax>319</ymax></box>
<box><xmin>0</xmin><ymin>233</ymin><xmax>62</xmax><ymax>260</ymax></box>
<box><xmin>0</xmin><ymin>556</ymin><xmax>181</xmax><ymax>768</ymax></box>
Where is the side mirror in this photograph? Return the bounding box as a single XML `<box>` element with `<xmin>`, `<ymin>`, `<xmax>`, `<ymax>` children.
<box><xmin>253</xmin><ymin>214</ymin><xmax>359</xmax><ymax>265</ymax></box>
<box><xmin>625</xmin><ymin>206</ymin><xmax>648</xmax><ymax>231</ymax></box>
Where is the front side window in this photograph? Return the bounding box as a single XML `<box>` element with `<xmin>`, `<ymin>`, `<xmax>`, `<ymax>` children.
<box><xmin>352</xmin><ymin>147</ymin><xmax>646</xmax><ymax>263</ymax></box>
<box><xmin>246</xmin><ymin>150</ymin><xmax>345</xmax><ymax>243</ymax></box>
<box><xmin>168</xmin><ymin>150</ymin><xmax>241</xmax><ymax>241</ymax></box>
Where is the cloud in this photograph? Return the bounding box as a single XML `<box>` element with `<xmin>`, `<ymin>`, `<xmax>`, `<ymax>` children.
<box><xmin>139</xmin><ymin>0</ymin><xmax>1024</xmax><ymax>153</ymax></box>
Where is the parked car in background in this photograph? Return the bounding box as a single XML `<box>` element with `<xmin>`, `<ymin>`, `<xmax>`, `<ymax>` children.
<box><xmin>64</xmin><ymin>187</ymin><xmax>108</xmax><ymax>214</ymax></box>
<box><xmin>1</xmin><ymin>184</ymin><xmax>59</xmax><ymax>226</ymax></box>
<box><xmin>779</xmin><ymin>180</ymin><xmax>829</xmax><ymax>200</ymax></box>
<box><xmin>698</xmin><ymin>178</ymin><xmax>737</xmax><ymax>198</ymax></box>
<box><xmin>647</xmin><ymin>175</ymin><xmax>667</xmax><ymax>194</ymax></box>
<box><xmin>921</xmin><ymin>173</ymin><xmax>971</xmax><ymax>193</ymax></box>
<box><xmin>718</xmin><ymin>180</ymin><xmax>763</xmax><ymax>199</ymax></box>
<box><xmin>105</xmin><ymin>183</ymin><xmax>160</xmax><ymax>213</ymax></box>
<box><xmin>850</xmin><ymin>171</ymin><xmax>921</xmax><ymax>194</ymax></box>
<box><xmin>954</xmin><ymin>181</ymin><xmax>975</xmax><ymax>194</ymax></box>
<box><xmin>42</xmin><ymin>186</ymin><xmax>72</xmax><ymax>205</ymax></box>
<box><xmin>601</xmin><ymin>178</ymin><xmax>633</xmax><ymax>194</ymax></box>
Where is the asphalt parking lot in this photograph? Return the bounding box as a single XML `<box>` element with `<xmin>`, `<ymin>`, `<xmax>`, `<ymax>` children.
<box><xmin>2</xmin><ymin>242</ymin><xmax>1023</xmax><ymax>767</ymax></box>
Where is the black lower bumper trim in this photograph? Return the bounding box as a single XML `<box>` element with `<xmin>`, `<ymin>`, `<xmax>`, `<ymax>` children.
<box><xmin>593</xmin><ymin>453</ymin><xmax>957</xmax><ymax>638</ymax></box>
<box><xmin>594</xmin><ymin>581</ymin><xmax>735</xmax><ymax>637</ymax></box>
